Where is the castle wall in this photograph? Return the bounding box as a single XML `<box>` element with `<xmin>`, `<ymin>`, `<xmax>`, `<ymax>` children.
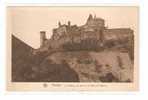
<box><xmin>103</xmin><ymin>28</ymin><xmax>133</xmax><ymax>41</ymax></box>
<box><xmin>39</xmin><ymin>15</ymin><xmax>134</xmax><ymax>56</ymax></box>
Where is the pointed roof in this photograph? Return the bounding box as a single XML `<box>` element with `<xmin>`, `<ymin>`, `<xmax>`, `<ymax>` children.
<box><xmin>87</xmin><ymin>14</ymin><xmax>93</xmax><ymax>21</ymax></box>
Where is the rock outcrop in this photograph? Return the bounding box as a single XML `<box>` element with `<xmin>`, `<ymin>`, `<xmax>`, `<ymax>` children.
<box><xmin>12</xmin><ymin>35</ymin><xmax>79</xmax><ymax>82</ymax></box>
<box><xmin>47</xmin><ymin>51</ymin><xmax>133</xmax><ymax>82</ymax></box>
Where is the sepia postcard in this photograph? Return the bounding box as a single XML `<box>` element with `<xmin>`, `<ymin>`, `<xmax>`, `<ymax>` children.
<box><xmin>6</xmin><ymin>6</ymin><xmax>139</xmax><ymax>91</ymax></box>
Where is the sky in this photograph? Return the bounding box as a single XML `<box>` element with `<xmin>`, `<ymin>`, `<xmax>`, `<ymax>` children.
<box><xmin>7</xmin><ymin>6</ymin><xmax>138</xmax><ymax>49</ymax></box>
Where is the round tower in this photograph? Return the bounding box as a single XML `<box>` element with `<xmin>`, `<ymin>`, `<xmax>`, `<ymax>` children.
<box><xmin>40</xmin><ymin>31</ymin><xmax>46</xmax><ymax>47</ymax></box>
<box><xmin>58</xmin><ymin>21</ymin><xmax>61</xmax><ymax>27</ymax></box>
<box><xmin>68</xmin><ymin>21</ymin><xmax>71</xmax><ymax>27</ymax></box>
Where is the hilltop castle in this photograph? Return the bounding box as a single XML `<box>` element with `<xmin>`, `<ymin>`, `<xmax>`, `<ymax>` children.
<box><xmin>12</xmin><ymin>14</ymin><xmax>134</xmax><ymax>82</ymax></box>
<box><xmin>38</xmin><ymin>14</ymin><xmax>134</xmax><ymax>59</ymax></box>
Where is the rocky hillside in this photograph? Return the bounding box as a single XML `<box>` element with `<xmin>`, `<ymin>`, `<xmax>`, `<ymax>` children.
<box><xmin>47</xmin><ymin>50</ymin><xmax>133</xmax><ymax>82</ymax></box>
<box><xmin>12</xmin><ymin>35</ymin><xmax>79</xmax><ymax>82</ymax></box>
<box><xmin>12</xmin><ymin>35</ymin><xmax>133</xmax><ymax>82</ymax></box>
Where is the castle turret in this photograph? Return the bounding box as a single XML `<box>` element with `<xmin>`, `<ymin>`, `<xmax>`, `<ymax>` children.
<box><xmin>86</xmin><ymin>14</ymin><xmax>105</xmax><ymax>29</ymax></box>
<box><xmin>40</xmin><ymin>31</ymin><xmax>46</xmax><ymax>47</ymax></box>
<box><xmin>94</xmin><ymin>14</ymin><xmax>96</xmax><ymax>19</ymax></box>
<box><xmin>58</xmin><ymin>21</ymin><xmax>61</xmax><ymax>27</ymax></box>
<box><xmin>68</xmin><ymin>21</ymin><xmax>71</xmax><ymax>27</ymax></box>
<box><xmin>87</xmin><ymin>14</ymin><xmax>93</xmax><ymax>21</ymax></box>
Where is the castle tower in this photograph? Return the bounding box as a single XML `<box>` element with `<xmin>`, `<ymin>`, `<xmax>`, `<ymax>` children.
<box><xmin>94</xmin><ymin>14</ymin><xmax>96</xmax><ymax>19</ymax></box>
<box><xmin>87</xmin><ymin>14</ymin><xmax>93</xmax><ymax>21</ymax></box>
<box><xmin>86</xmin><ymin>14</ymin><xmax>93</xmax><ymax>25</ymax></box>
<box><xmin>58</xmin><ymin>21</ymin><xmax>61</xmax><ymax>27</ymax></box>
<box><xmin>68</xmin><ymin>21</ymin><xmax>71</xmax><ymax>27</ymax></box>
<box><xmin>40</xmin><ymin>31</ymin><xmax>46</xmax><ymax>47</ymax></box>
